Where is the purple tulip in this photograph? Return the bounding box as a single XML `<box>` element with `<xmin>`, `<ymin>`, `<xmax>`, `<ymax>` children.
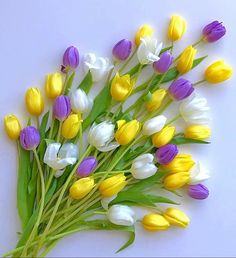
<box><xmin>155</xmin><ymin>144</ymin><xmax>178</xmax><ymax>165</ymax></box>
<box><xmin>188</xmin><ymin>184</ymin><xmax>209</xmax><ymax>200</ymax></box>
<box><xmin>112</xmin><ymin>39</ymin><xmax>132</xmax><ymax>61</ymax></box>
<box><xmin>153</xmin><ymin>51</ymin><xmax>174</xmax><ymax>74</ymax></box>
<box><xmin>77</xmin><ymin>156</ymin><xmax>98</xmax><ymax>177</ymax></box>
<box><xmin>63</xmin><ymin>46</ymin><xmax>79</xmax><ymax>69</ymax></box>
<box><xmin>202</xmin><ymin>21</ymin><xmax>226</xmax><ymax>43</ymax></box>
<box><xmin>20</xmin><ymin>126</ymin><xmax>40</xmax><ymax>150</ymax></box>
<box><xmin>53</xmin><ymin>95</ymin><xmax>71</xmax><ymax>121</ymax></box>
<box><xmin>168</xmin><ymin>78</ymin><xmax>194</xmax><ymax>101</ymax></box>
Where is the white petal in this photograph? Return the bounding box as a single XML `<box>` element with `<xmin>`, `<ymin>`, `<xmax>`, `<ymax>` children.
<box><xmin>131</xmin><ymin>163</ymin><xmax>157</xmax><ymax>179</ymax></box>
<box><xmin>101</xmin><ymin>195</ymin><xmax>117</xmax><ymax>210</ymax></box>
<box><xmin>107</xmin><ymin>205</ymin><xmax>135</xmax><ymax>226</ymax></box>
<box><xmin>142</xmin><ymin>115</ymin><xmax>167</xmax><ymax>135</ymax></box>
<box><xmin>43</xmin><ymin>143</ymin><xmax>61</xmax><ymax>168</ymax></box>
<box><xmin>54</xmin><ymin>169</ymin><xmax>65</xmax><ymax>178</ymax></box>
<box><xmin>133</xmin><ymin>153</ymin><xmax>154</xmax><ymax>164</ymax></box>
<box><xmin>58</xmin><ymin>143</ymin><xmax>78</xmax><ymax>160</ymax></box>
<box><xmin>97</xmin><ymin>141</ymin><xmax>120</xmax><ymax>152</ymax></box>
<box><xmin>189</xmin><ymin>162</ymin><xmax>210</xmax><ymax>184</ymax></box>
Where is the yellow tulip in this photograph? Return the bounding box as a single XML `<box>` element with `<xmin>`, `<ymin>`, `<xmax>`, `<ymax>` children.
<box><xmin>184</xmin><ymin>125</ymin><xmax>211</xmax><ymax>140</ymax></box>
<box><xmin>205</xmin><ymin>60</ymin><xmax>233</xmax><ymax>84</ymax></box>
<box><xmin>152</xmin><ymin>125</ymin><xmax>175</xmax><ymax>147</ymax></box>
<box><xmin>162</xmin><ymin>154</ymin><xmax>195</xmax><ymax>174</ymax></box>
<box><xmin>99</xmin><ymin>173</ymin><xmax>127</xmax><ymax>197</ymax></box>
<box><xmin>4</xmin><ymin>115</ymin><xmax>21</xmax><ymax>140</ymax></box>
<box><xmin>177</xmin><ymin>46</ymin><xmax>197</xmax><ymax>74</ymax></box>
<box><xmin>25</xmin><ymin>87</ymin><xmax>44</xmax><ymax>116</ymax></box>
<box><xmin>61</xmin><ymin>113</ymin><xmax>82</xmax><ymax>139</ymax></box>
<box><xmin>135</xmin><ymin>24</ymin><xmax>154</xmax><ymax>46</ymax></box>
<box><xmin>115</xmin><ymin>120</ymin><xmax>141</xmax><ymax>145</ymax></box>
<box><xmin>168</xmin><ymin>15</ymin><xmax>186</xmax><ymax>41</ymax></box>
<box><xmin>110</xmin><ymin>73</ymin><xmax>135</xmax><ymax>101</ymax></box>
<box><xmin>163</xmin><ymin>208</ymin><xmax>190</xmax><ymax>228</ymax></box>
<box><xmin>145</xmin><ymin>89</ymin><xmax>167</xmax><ymax>112</ymax></box>
<box><xmin>69</xmin><ymin>177</ymin><xmax>94</xmax><ymax>200</ymax></box>
<box><xmin>164</xmin><ymin>172</ymin><xmax>190</xmax><ymax>190</ymax></box>
<box><xmin>142</xmin><ymin>214</ymin><xmax>170</xmax><ymax>231</ymax></box>
<box><xmin>45</xmin><ymin>72</ymin><xmax>63</xmax><ymax>99</ymax></box>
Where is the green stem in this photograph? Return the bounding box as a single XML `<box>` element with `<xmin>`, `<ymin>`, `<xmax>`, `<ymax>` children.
<box><xmin>56</xmin><ymin>121</ymin><xmax>62</xmax><ymax>142</ymax></box>
<box><xmin>119</xmin><ymin>48</ymin><xmax>137</xmax><ymax>74</ymax></box>
<box><xmin>192</xmin><ymin>38</ymin><xmax>203</xmax><ymax>47</ymax></box>
<box><xmin>40</xmin><ymin>240</ymin><xmax>59</xmax><ymax>257</ymax></box>
<box><xmin>193</xmin><ymin>79</ymin><xmax>206</xmax><ymax>86</ymax></box>
<box><xmin>166</xmin><ymin>114</ymin><xmax>181</xmax><ymax>125</ymax></box>
<box><xmin>79</xmin><ymin>125</ymin><xmax>83</xmax><ymax>158</ymax></box>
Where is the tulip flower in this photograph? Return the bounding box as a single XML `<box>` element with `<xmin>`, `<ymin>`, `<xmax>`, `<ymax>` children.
<box><xmin>76</xmin><ymin>156</ymin><xmax>98</xmax><ymax>177</ymax></box>
<box><xmin>107</xmin><ymin>205</ymin><xmax>135</xmax><ymax>226</ymax></box>
<box><xmin>184</xmin><ymin>124</ymin><xmax>211</xmax><ymax>140</ymax></box>
<box><xmin>101</xmin><ymin>195</ymin><xmax>117</xmax><ymax>210</ymax></box>
<box><xmin>142</xmin><ymin>115</ymin><xmax>167</xmax><ymax>136</ymax></box>
<box><xmin>179</xmin><ymin>94</ymin><xmax>210</xmax><ymax>124</ymax></box>
<box><xmin>168</xmin><ymin>78</ymin><xmax>194</xmax><ymax>100</ymax></box>
<box><xmin>131</xmin><ymin>153</ymin><xmax>157</xmax><ymax>179</ymax></box>
<box><xmin>135</xmin><ymin>24</ymin><xmax>154</xmax><ymax>46</ymax></box>
<box><xmin>142</xmin><ymin>214</ymin><xmax>170</xmax><ymax>231</ymax></box>
<box><xmin>177</xmin><ymin>46</ymin><xmax>197</xmax><ymax>74</ymax></box>
<box><xmin>189</xmin><ymin>162</ymin><xmax>210</xmax><ymax>185</ymax></box>
<box><xmin>188</xmin><ymin>184</ymin><xmax>209</xmax><ymax>200</ymax></box>
<box><xmin>20</xmin><ymin>126</ymin><xmax>40</xmax><ymax>150</ymax></box>
<box><xmin>25</xmin><ymin>87</ymin><xmax>44</xmax><ymax>116</ymax></box>
<box><xmin>53</xmin><ymin>95</ymin><xmax>71</xmax><ymax>121</ymax></box>
<box><xmin>63</xmin><ymin>46</ymin><xmax>79</xmax><ymax>69</ymax></box>
<box><xmin>99</xmin><ymin>173</ymin><xmax>126</xmax><ymax>197</ymax></box>
<box><xmin>163</xmin><ymin>208</ymin><xmax>190</xmax><ymax>228</ymax></box>
<box><xmin>61</xmin><ymin>114</ymin><xmax>82</xmax><ymax>139</ymax></box>
<box><xmin>45</xmin><ymin>72</ymin><xmax>63</xmax><ymax>99</ymax></box>
<box><xmin>164</xmin><ymin>172</ymin><xmax>190</xmax><ymax>190</ymax></box>
<box><xmin>4</xmin><ymin>115</ymin><xmax>21</xmax><ymax>140</ymax></box>
<box><xmin>88</xmin><ymin>121</ymin><xmax>119</xmax><ymax>152</ymax></box>
<box><xmin>110</xmin><ymin>73</ymin><xmax>135</xmax><ymax>101</ymax></box>
<box><xmin>155</xmin><ymin>144</ymin><xmax>178</xmax><ymax>165</ymax></box>
<box><xmin>112</xmin><ymin>39</ymin><xmax>132</xmax><ymax>61</ymax></box>
<box><xmin>145</xmin><ymin>89</ymin><xmax>167</xmax><ymax>112</ymax></box>
<box><xmin>69</xmin><ymin>177</ymin><xmax>94</xmax><ymax>200</ymax></box>
<box><xmin>84</xmin><ymin>53</ymin><xmax>113</xmax><ymax>82</ymax></box>
<box><xmin>202</xmin><ymin>21</ymin><xmax>226</xmax><ymax>43</ymax></box>
<box><xmin>152</xmin><ymin>125</ymin><xmax>176</xmax><ymax>148</ymax></box>
<box><xmin>168</xmin><ymin>15</ymin><xmax>186</xmax><ymax>41</ymax></box>
<box><xmin>153</xmin><ymin>51</ymin><xmax>174</xmax><ymax>74</ymax></box>
<box><xmin>137</xmin><ymin>37</ymin><xmax>162</xmax><ymax>64</ymax></box>
<box><xmin>204</xmin><ymin>60</ymin><xmax>233</xmax><ymax>84</ymax></box>
<box><xmin>115</xmin><ymin>119</ymin><xmax>141</xmax><ymax>145</ymax></box>
<box><xmin>70</xmin><ymin>89</ymin><xmax>93</xmax><ymax>115</ymax></box>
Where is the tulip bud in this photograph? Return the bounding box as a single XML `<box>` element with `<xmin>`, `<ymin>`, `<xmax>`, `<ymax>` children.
<box><xmin>20</xmin><ymin>126</ymin><xmax>40</xmax><ymax>150</ymax></box>
<box><xmin>99</xmin><ymin>173</ymin><xmax>127</xmax><ymax>197</ymax></box>
<box><xmin>110</xmin><ymin>73</ymin><xmax>135</xmax><ymax>101</ymax></box>
<box><xmin>131</xmin><ymin>153</ymin><xmax>157</xmax><ymax>179</ymax></box>
<box><xmin>4</xmin><ymin>115</ymin><xmax>21</xmax><ymax>140</ymax></box>
<box><xmin>204</xmin><ymin>60</ymin><xmax>233</xmax><ymax>84</ymax></box>
<box><xmin>25</xmin><ymin>88</ymin><xmax>44</xmax><ymax>116</ymax></box>
<box><xmin>202</xmin><ymin>21</ymin><xmax>226</xmax><ymax>43</ymax></box>
<box><xmin>153</xmin><ymin>51</ymin><xmax>174</xmax><ymax>74</ymax></box>
<box><xmin>184</xmin><ymin>124</ymin><xmax>211</xmax><ymax>140</ymax></box>
<box><xmin>164</xmin><ymin>172</ymin><xmax>190</xmax><ymax>190</ymax></box>
<box><xmin>135</xmin><ymin>24</ymin><xmax>154</xmax><ymax>46</ymax></box>
<box><xmin>142</xmin><ymin>214</ymin><xmax>170</xmax><ymax>231</ymax></box>
<box><xmin>155</xmin><ymin>144</ymin><xmax>178</xmax><ymax>165</ymax></box>
<box><xmin>112</xmin><ymin>39</ymin><xmax>132</xmax><ymax>61</ymax></box>
<box><xmin>188</xmin><ymin>184</ymin><xmax>209</xmax><ymax>200</ymax></box>
<box><xmin>168</xmin><ymin>15</ymin><xmax>186</xmax><ymax>41</ymax></box>
<box><xmin>145</xmin><ymin>89</ymin><xmax>167</xmax><ymax>112</ymax></box>
<box><xmin>63</xmin><ymin>46</ymin><xmax>79</xmax><ymax>69</ymax></box>
<box><xmin>152</xmin><ymin>125</ymin><xmax>176</xmax><ymax>148</ymax></box>
<box><xmin>163</xmin><ymin>208</ymin><xmax>190</xmax><ymax>228</ymax></box>
<box><xmin>177</xmin><ymin>46</ymin><xmax>197</xmax><ymax>74</ymax></box>
<box><xmin>76</xmin><ymin>156</ymin><xmax>98</xmax><ymax>177</ymax></box>
<box><xmin>107</xmin><ymin>205</ymin><xmax>135</xmax><ymax>226</ymax></box>
<box><xmin>71</xmin><ymin>89</ymin><xmax>93</xmax><ymax>115</ymax></box>
<box><xmin>168</xmin><ymin>78</ymin><xmax>194</xmax><ymax>101</ymax></box>
<box><xmin>53</xmin><ymin>95</ymin><xmax>71</xmax><ymax>121</ymax></box>
<box><xmin>61</xmin><ymin>114</ymin><xmax>82</xmax><ymax>139</ymax></box>
<box><xmin>69</xmin><ymin>177</ymin><xmax>94</xmax><ymax>200</ymax></box>
<box><xmin>142</xmin><ymin>115</ymin><xmax>167</xmax><ymax>136</ymax></box>
<box><xmin>115</xmin><ymin>120</ymin><xmax>141</xmax><ymax>145</ymax></box>
<box><xmin>45</xmin><ymin>72</ymin><xmax>63</xmax><ymax>99</ymax></box>
<box><xmin>189</xmin><ymin>162</ymin><xmax>210</xmax><ymax>185</ymax></box>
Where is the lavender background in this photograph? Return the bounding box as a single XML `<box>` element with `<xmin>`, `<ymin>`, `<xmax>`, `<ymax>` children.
<box><xmin>0</xmin><ymin>0</ymin><xmax>236</xmax><ymax>257</ymax></box>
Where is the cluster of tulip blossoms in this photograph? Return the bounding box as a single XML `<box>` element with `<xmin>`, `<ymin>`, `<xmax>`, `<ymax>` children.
<box><xmin>3</xmin><ymin>16</ymin><xmax>233</xmax><ymax>257</ymax></box>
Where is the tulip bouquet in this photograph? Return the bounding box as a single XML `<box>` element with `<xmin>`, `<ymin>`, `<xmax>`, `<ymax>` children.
<box><xmin>3</xmin><ymin>16</ymin><xmax>232</xmax><ymax>257</ymax></box>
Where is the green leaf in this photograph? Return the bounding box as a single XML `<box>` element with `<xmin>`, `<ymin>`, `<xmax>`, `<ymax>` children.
<box><xmin>64</xmin><ymin>71</ymin><xmax>75</xmax><ymax>95</ymax></box>
<box><xmin>78</xmin><ymin>70</ymin><xmax>93</xmax><ymax>94</ymax></box>
<box><xmin>39</xmin><ymin>111</ymin><xmax>49</xmax><ymax>137</ymax></box>
<box><xmin>45</xmin><ymin>179</ymin><xmax>57</xmax><ymax>205</ymax></box>
<box><xmin>146</xmin><ymin>194</ymin><xmax>178</xmax><ymax>205</ymax></box>
<box><xmin>160</xmin><ymin>46</ymin><xmax>172</xmax><ymax>54</ymax></box>
<box><xmin>143</xmin><ymin>91</ymin><xmax>152</xmax><ymax>102</ymax></box>
<box><xmin>170</xmin><ymin>137</ymin><xmax>210</xmax><ymax>145</ymax></box>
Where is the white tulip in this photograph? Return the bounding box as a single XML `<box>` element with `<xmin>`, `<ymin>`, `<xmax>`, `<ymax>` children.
<box><xmin>101</xmin><ymin>195</ymin><xmax>117</xmax><ymax>210</ymax></box>
<box><xmin>179</xmin><ymin>94</ymin><xmax>211</xmax><ymax>124</ymax></box>
<box><xmin>131</xmin><ymin>153</ymin><xmax>157</xmax><ymax>179</ymax></box>
<box><xmin>107</xmin><ymin>205</ymin><xmax>136</xmax><ymax>226</ymax></box>
<box><xmin>189</xmin><ymin>162</ymin><xmax>210</xmax><ymax>185</ymax></box>
<box><xmin>137</xmin><ymin>37</ymin><xmax>163</xmax><ymax>64</ymax></box>
<box><xmin>88</xmin><ymin>121</ymin><xmax>119</xmax><ymax>152</ymax></box>
<box><xmin>70</xmin><ymin>89</ymin><xmax>93</xmax><ymax>115</ymax></box>
<box><xmin>84</xmin><ymin>53</ymin><xmax>113</xmax><ymax>82</ymax></box>
<box><xmin>142</xmin><ymin>115</ymin><xmax>167</xmax><ymax>136</ymax></box>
